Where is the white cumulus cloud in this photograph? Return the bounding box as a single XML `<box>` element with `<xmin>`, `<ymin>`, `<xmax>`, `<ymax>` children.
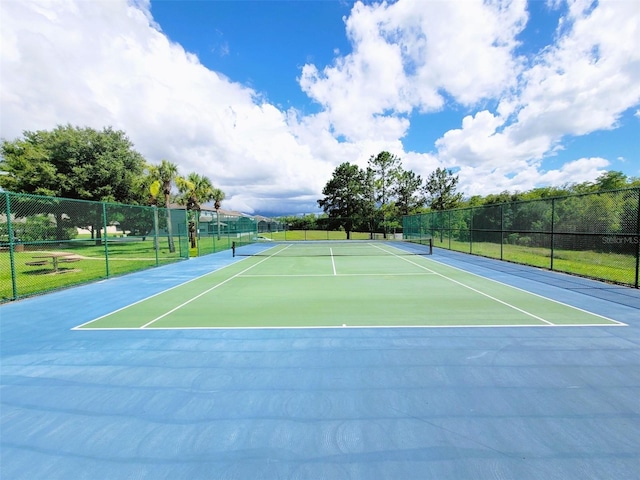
<box><xmin>1</xmin><ymin>0</ymin><xmax>638</xmax><ymax>215</ymax></box>
<box><xmin>0</xmin><ymin>0</ymin><xmax>329</xmax><ymax>214</ymax></box>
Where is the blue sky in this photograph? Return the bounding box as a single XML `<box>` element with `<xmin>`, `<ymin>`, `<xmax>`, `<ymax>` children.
<box><xmin>1</xmin><ymin>0</ymin><xmax>639</xmax><ymax>215</ymax></box>
<box><xmin>152</xmin><ymin>1</ymin><xmax>353</xmax><ymax>111</ymax></box>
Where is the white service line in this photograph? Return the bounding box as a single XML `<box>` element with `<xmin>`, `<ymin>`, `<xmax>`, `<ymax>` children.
<box><xmin>423</xmin><ymin>253</ymin><xmax>625</xmax><ymax>326</ymax></box>
<box><xmin>140</xmin><ymin>246</ymin><xmax>291</xmax><ymax>328</ymax></box>
<box><xmin>370</xmin><ymin>243</ymin><xmax>556</xmax><ymax>326</ymax></box>
<box><xmin>73</xmin><ymin>256</ymin><xmax>252</xmax><ymax>329</ymax></box>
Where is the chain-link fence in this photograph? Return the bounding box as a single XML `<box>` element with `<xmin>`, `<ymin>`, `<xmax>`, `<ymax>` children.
<box><xmin>189</xmin><ymin>209</ymin><xmax>259</xmax><ymax>255</ymax></box>
<box><xmin>1</xmin><ymin>192</ymin><xmax>258</xmax><ymax>302</ymax></box>
<box><xmin>403</xmin><ymin>188</ymin><xmax>640</xmax><ymax>288</ymax></box>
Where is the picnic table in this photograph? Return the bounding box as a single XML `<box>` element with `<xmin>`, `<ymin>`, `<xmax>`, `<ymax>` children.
<box><xmin>26</xmin><ymin>252</ymin><xmax>80</xmax><ymax>272</ymax></box>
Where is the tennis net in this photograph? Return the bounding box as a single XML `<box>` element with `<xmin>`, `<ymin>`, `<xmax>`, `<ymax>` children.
<box><xmin>233</xmin><ymin>239</ymin><xmax>433</xmax><ymax>257</ymax></box>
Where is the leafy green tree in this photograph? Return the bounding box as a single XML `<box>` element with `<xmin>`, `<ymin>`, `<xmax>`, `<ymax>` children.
<box><xmin>18</xmin><ymin>214</ymin><xmax>76</xmax><ymax>242</ymax></box>
<box><xmin>354</xmin><ymin>167</ymin><xmax>380</xmax><ymax>235</ymax></box>
<box><xmin>368</xmin><ymin>151</ymin><xmax>401</xmax><ymax>207</ymax></box>
<box><xmin>593</xmin><ymin>171</ymin><xmax>631</xmax><ymax>191</ymax></box>
<box><xmin>278</xmin><ymin>214</ymin><xmax>319</xmax><ymax>231</ymax></box>
<box><xmin>571</xmin><ymin>171</ymin><xmax>634</xmax><ymax>194</ymax></box>
<box><xmin>458</xmin><ymin>171</ymin><xmax>638</xmax><ymax>208</ymax></box>
<box><xmin>368</xmin><ymin>151</ymin><xmax>402</xmax><ymax>236</ymax></box>
<box><xmin>0</xmin><ymin>124</ymin><xmax>146</xmax><ymax>203</ymax></box>
<box><xmin>394</xmin><ymin>168</ymin><xmax>423</xmax><ymax>216</ymax></box>
<box><xmin>463</xmin><ymin>195</ymin><xmax>484</xmax><ymax>207</ymax></box>
<box><xmin>482</xmin><ymin>191</ymin><xmax>524</xmax><ymax>205</ymax></box>
<box><xmin>108</xmin><ymin>204</ymin><xmax>155</xmax><ymax>239</ymax></box>
<box><xmin>211</xmin><ymin>187</ymin><xmax>226</xmax><ymax>239</ymax></box>
<box><xmin>0</xmin><ymin>125</ymin><xmax>147</xmax><ymax>244</ymax></box>
<box><xmin>521</xmin><ymin>186</ymin><xmax>573</xmax><ymax>200</ymax></box>
<box><xmin>423</xmin><ymin>167</ymin><xmax>463</xmax><ymax>211</ymax></box>
<box><xmin>317</xmin><ymin>162</ymin><xmax>368</xmax><ymax>239</ymax></box>
<box><xmin>176</xmin><ymin>173</ymin><xmax>216</xmax><ymax>210</ymax></box>
<box><xmin>176</xmin><ymin>172</ymin><xmax>219</xmax><ymax>248</ymax></box>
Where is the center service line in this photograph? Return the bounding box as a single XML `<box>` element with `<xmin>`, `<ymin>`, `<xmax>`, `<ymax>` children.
<box><xmin>330</xmin><ymin>247</ymin><xmax>337</xmax><ymax>275</ymax></box>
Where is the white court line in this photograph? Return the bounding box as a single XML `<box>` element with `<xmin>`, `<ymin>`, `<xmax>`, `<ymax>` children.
<box><xmin>139</xmin><ymin>246</ymin><xmax>292</xmax><ymax>328</ymax></box>
<box><xmin>77</xmin><ymin>322</ymin><xmax>625</xmax><ymax>331</ymax></box>
<box><xmin>74</xmin><ymin>242</ymin><xmax>626</xmax><ymax>331</ymax></box>
<box><xmin>425</xmin><ymin>254</ymin><xmax>627</xmax><ymax>326</ymax></box>
<box><xmin>371</xmin><ymin>243</ymin><xmax>556</xmax><ymax>325</ymax></box>
<box><xmin>72</xmin><ymin>256</ymin><xmax>253</xmax><ymax>329</ymax></box>
<box><xmin>330</xmin><ymin>248</ymin><xmax>337</xmax><ymax>275</ymax></box>
<box><xmin>73</xmin><ymin>245</ymin><xmax>292</xmax><ymax>330</ymax></box>
<box><xmin>373</xmin><ymin>243</ymin><xmax>626</xmax><ymax>327</ymax></box>
<box><xmin>239</xmin><ymin>272</ymin><xmax>435</xmax><ymax>277</ymax></box>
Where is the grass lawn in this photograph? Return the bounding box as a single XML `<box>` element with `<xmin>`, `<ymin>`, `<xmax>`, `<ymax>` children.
<box><xmin>1</xmin><ymin>238</ymin><xmax>186</xmax><ymax>301</ymax></box>
<box><xmin>435</xmin><ymin>238</ymin><xmax>637</xmax><ymax>285</ymax></box>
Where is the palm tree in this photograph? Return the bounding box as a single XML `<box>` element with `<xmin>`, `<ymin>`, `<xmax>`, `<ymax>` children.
<box><xmin>212</xmin><ymin>188</ymin><xmax>226</xmax><ymax>239</ymax></box>
<box><xmin>177</xmin><ymin>173</ymin><xmax>217</xmax><ymax>248</ymax></box>
<box><xmin>149</xmin><ymin>160</ymin><xmax>180</xmax><ymax>253</ymax></box>
<box><xmin>177</xmin><ymin>173</ymin><xmax>216</xmax><ymax>210</ymax></box>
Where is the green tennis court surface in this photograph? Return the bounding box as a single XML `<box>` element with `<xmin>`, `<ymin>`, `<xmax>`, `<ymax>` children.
<box><xmin>76</xmin><ymin>242</ymin><xmax>623</xmax><ymax>330</ymax></box>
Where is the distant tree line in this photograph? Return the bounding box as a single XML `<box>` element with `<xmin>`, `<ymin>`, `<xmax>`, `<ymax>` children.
<box><xmin>463</xmin><ymin>170</ymin><xmax>640</xmax><ymax>206</ymax></box>
<box><xmin>313</xmin><ymin>152</ymin><xmax>464</xmax><ymax>238</ymax></box>
<box><xmin>306</xmin><ymin>152</ymin><xmax>639</xmax><ymax>238</ymax></box>
<box><xmin>3</xmin><ymin>126</ymin><xmax>638</xmax><ymax>243</ymax></box>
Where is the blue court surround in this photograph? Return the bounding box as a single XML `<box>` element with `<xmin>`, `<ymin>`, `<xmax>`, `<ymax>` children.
<box><xmin>1</xmin><ymin>247</ymin><xmax>639</xmax><ymax>479</ymax></box>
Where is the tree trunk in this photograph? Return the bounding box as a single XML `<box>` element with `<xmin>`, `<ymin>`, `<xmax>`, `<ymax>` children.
<box><xmin>54</xmin><ymin>212</ymin><xmax>65</xmax><ymax>242</ymax></box>
<box><xmin>216</xmin><ymin>209</ymin><xmax>221</xmax><ymax>240</ymax></box>
<box><xmin>94</xmin><ymin>211</ymin><xmax>103</xmax><ymax>246</ymax></box>
<box><xmin>164</xmin><ymin>193</ymin><xmax>175</xmax><ymax>253</ymax></box>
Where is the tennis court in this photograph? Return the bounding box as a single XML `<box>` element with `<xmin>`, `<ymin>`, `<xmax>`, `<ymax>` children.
<box><xmin>1</xmin><ymin>242</ymin><xmax>639</xmax><ymax>479</ymax></box>
<box><xmin>76</xmin><ymin>241</ymin><xmax>622</xmax><ymax>330</ymax></box>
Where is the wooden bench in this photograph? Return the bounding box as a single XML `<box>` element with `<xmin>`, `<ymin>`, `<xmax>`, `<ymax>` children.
<box><xmin>25</xmin><ymin>261</ymin><xmax>49</xmax><ymax>266</ymax></box>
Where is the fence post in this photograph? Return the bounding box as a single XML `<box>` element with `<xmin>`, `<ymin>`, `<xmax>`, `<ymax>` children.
<box><xmin>153</xmin><ymin>206</ymin><xmax>159</xmax><ymax>265</ymax></box>
<box><xmin>102</xmin><ymin>202</ymin><xmax>110</xmax><ymax>277</ymax></box>
<box><xmin>255</xmin><ymin>216</ymin><xmax>258</xmax><ymax>242</ymax></box>
<box><xmin>470</xmin><ymin>207</ymin><xmax>474</xmax><ymax>254</ymax></box>
<box><xmin>550</xmin><ymin>198</ymin><xmax>556</xmax><ymax>271</ymax></box>
<box><xmin>5</xmin><ymin>193</ymin><xmax>18</xmax><ymax>300</ymax></box>
<box><xmin>500</xmin><ymin>203</ymin><xmax>504</xmax><ymax>261</ymax></box>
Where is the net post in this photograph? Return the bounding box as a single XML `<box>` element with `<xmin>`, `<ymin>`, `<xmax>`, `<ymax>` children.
<box><xmin>428</xmin><ymin>237</ymin><xmax>433</xmax><ymax>255</ymax></box>
<box><xmin>232</xmin><ymin>241</ymin><xmax>236</xmax><ymax>257</ymax></box>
